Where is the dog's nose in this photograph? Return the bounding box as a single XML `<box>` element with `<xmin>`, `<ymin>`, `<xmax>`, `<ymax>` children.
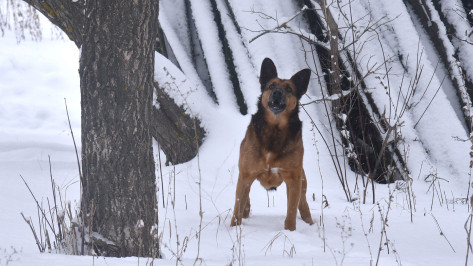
<box><xmin>273</xmin><ymin>88</ymin><xmax>282</xmax><ymax>97</ymax></box>
<box><xmin>268</xmin><ymin>88</ymin><xmax>286</xmax><ymax>114</ymax></box>
<box><xmin>271</xmin><ymin>88</ymin><xmax>283</xmax><ymax>103</ymax></box>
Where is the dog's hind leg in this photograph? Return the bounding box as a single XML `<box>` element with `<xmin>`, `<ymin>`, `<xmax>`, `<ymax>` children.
<box><xmin>298</xmin><ymin>169</ymin><xmax>314</xmax><ymax>225</ymax></box>
<box><xmin>230</xmin><ymin>173</ymin><xmax>254</xmax><ymax>226</ymax></box>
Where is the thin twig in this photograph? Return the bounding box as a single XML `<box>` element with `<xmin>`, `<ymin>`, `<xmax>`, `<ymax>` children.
<box><xmin>158</xmin><ymin>141</ymin><xmax>165</xmax><ymax>208</ymax></box>
<box><xmin>21</xmin><ymin>212</ymin><xmax>44</xmax><ymax>252</ymax></box>
<box><xmin>413</xmin><ymin>75</ymin><xmax>446</xmax><ymax>128</ymax></box>
<box><xmin>19</xmin><ymin>175</ymin><xmax>55</xmax><ymax>232</ymax></box>
<box><xmin>63</xmin><ymin>98</ymin><xmax>85</xmax><ymax>255</ymax></box>
<box><xmin>302</xmin><ymin>105</ymin><xmax>351</xmax><ymax>201</ymax></box>
<box><xmin>194</xmin><ymin>118</ymin><xmax>204</xmax><ymax>266</ymax></box>
<box><xmin>247</xmin><ymin>6</ymin><xmax>308</xmax><ymax>43</ymax></box>
<box><xmin>49</xmin><ymin>155</ymin><xmax>63</xmax><ymax>241</ymax></box>
<box><xmin>430</xmin><ymin>213</ymin><xmax>456</xmax><ymax>253</ymax></box>
<box><xmin>375</xmin><ymin>195</ymin><xmax>393</xmax><ymax>266</ymax></box>
<box><xmin>465</xmin><ymin>213</ymin><xmax>473</xmax><ymax>265</ymax></box>
<box><xmin>63</xmin><ymin>98</ymin><xmax>82</xmax><ymax>184</ymax></box>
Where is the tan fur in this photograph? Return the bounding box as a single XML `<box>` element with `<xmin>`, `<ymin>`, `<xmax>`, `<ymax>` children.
<box><xmin>230</xmin><ymin>62</ymin><xmax>314</xmax><ymax>231</ymax></box>
<box><xmin>261</xmin><ymin>79</ymin><xmax>298</xmax><ymax>129</ymax></box>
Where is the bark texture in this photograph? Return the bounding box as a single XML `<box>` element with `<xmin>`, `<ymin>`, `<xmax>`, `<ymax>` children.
<box><xmin>22</xmin><ymin>0</ymin><xmax>84</xmax><ymax>47</ymax></box>
<box><xmin>79</xmin><ymin>0</ymin><xmax>159</xmax><ymax>257</ymax></box>
<box><xmin>153</xmin><ymin>83</ymin><xmax>205</xmax><ymax>165</ymax></box>
<box><xmin>24</xmin><ymin>0</ymin><xmax>205</xmax><ymax>166</ymax></box>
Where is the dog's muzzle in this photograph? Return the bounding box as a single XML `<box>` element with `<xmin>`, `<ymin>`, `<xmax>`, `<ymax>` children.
<box><xmin>268</xmin><ymin>88</ymin><xmax>286</xmax><ymax>114</ymax></box>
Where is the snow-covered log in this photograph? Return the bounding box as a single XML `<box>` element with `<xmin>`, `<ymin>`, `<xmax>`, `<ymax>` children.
<box><xmin>300</xmin><ymin>0</ymin><xmax>406</xmax><ymax>186</ymax></box>
<box><xmin>405</xmin><ymin>0</ymin><xmax>473</xmax><ymax>131</ymax></box>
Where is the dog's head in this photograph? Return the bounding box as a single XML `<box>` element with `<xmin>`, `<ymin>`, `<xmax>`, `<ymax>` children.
<box><xmin>259</xmin><ymin>58</ymin><xmax>311</xmax><ymax>116</ymax></box>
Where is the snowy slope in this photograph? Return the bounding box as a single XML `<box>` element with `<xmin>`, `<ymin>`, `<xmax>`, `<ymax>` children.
<box><xmin>0</xmin><ymin>24</ymin><xmax>82</xmax><ymax>262</ymax></box>
<box><xmin>1</xmin><ymin>0</ymin><xmax>473</xmax><ymax>265</ymax></box>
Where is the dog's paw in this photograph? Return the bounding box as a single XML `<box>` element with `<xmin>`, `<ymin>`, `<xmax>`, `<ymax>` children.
<box><xmin>230</xmin><ymin>216</ymin><xmax>241</xmax><ymax>227</ymax></box>
<box><xmin>242</xmin><ymin>207</ymin><xmax>251</xmax><ymax>218</ymax></box>
<box><xmin>302</xmin><ymin>216</ymin><xmax>314</xmax><ymax>225</ymax></box>
<box><xmin>284</xmin><ymin>220</ymin><xmax>296</xmax><ymax>231</ymax></box>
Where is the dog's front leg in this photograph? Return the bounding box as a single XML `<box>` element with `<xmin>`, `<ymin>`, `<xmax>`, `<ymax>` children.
<box><xmin>230</xmin><ymin>173</ymin><xmax>253</xmax><ymax>226</ymax></box>
<box><xmin>284</xmin><ymin>175</ymin><xmax>302</xmax><ymax>231</ymax></box>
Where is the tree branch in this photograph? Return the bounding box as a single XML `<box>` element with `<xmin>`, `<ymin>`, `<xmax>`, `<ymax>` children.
<box><xmin>22</xmin><ymin>0</ymin><xmax>85</xmax><ymax>47</ymax></box>
<box><xmin>152</xmin><ymin>82</ymin><xmax>206</xmax><ymax>165</ymax></box>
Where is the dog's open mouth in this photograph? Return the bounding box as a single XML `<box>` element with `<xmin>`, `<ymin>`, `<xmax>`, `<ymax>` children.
<box><xmin>268</xmin><ymin>102</ymin><xmax>286</xmax><ymax>114</ymax></box>
<box><xmin>268</xmin><ymin>89</ymin><xmax>286</xmax><ymax>114</ymax></box>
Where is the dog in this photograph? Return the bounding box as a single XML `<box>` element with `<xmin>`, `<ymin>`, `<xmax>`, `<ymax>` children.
<box><xmin>230</xmin><ymin>58</ymin><xmax>314</xmax><ymax>231</ymax></box>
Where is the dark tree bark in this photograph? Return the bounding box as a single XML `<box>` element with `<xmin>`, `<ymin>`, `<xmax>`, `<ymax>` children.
<box><xmin>22</xmin><ymin>0</ymin><xmax>167</xmax><ymax>257</ymax></box>
<box><xmin>22</xmin><ymin>0</ymin><xmax>85</xmax><ymax>47</ymax></box>
<box><xmin>24</xmin><ymin>0</ymin><xmax>206</xmax><ymax>167</ymax></box>
<box><xmin>153</xmin><ymin>83</ymin><xmax>205</xmax><ymax>165</ymax></box>
<box><xmin>20</xmin><ymin>2</ymin><xmax>209</xmax><ymax>254</ymax></box>
<box><xmin>460</xmin><ymin>0</ymin><xmax>473</xmax><ymax>25</ymax></box>
<box><xmin>78</xmin><ymin>0</ymin><xmax>159</xmax><ymax>257</ymax></box>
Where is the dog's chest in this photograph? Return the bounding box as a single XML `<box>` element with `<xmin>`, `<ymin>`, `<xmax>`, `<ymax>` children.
<box><xmin>256</xmin><ymin>152</ymin><xmax>284</xmax><ymax>189</ymax></box>
<box><xmin>264</xmin><ymin>152</ymin><xmax>281</xmax><ymax>175</ymax></box>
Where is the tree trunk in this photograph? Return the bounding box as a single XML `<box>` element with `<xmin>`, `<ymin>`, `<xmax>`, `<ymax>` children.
<box><xmin>24</xmin><ymin>0</ymin><xmax>206</xmax><ymax>168</ymax></box>
<box><xmin>79</xmin><ymin>0</ymin><xmax>159</xmax><ymax>257</ymax></box>
<box><xmin>23</xmin><ymin>0</ymin><xmax>208</xmax><ymax>256</ymax></box>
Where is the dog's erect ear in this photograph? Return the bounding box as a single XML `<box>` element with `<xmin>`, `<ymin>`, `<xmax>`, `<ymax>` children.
<box><xmin>259</xmin><ymin>58</ymin><xmax>278</xmax><ymax>87</ymax></box>
<box><xmin>290</xmin><ymin>69</ymin><xmax>311</xmax><ymax>98</ymax></box>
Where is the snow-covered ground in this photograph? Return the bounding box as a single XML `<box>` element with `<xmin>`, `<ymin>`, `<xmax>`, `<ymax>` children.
<box><xmin>1</xmin><ymin>0</ymin><xmax>473</xmax><ymax>265</ymax></box>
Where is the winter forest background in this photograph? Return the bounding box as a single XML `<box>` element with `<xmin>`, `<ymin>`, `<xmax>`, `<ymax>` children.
<box><xmin>1</xmin><ymin>0</ymin><xmax>473</xmax><ymax>265</ymax></box>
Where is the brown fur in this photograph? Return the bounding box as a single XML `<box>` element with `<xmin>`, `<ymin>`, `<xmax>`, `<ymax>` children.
<box><xmin>230</xmin><ymin>58</ymin><xmax>314</xmax><ymax>231</ymax></box>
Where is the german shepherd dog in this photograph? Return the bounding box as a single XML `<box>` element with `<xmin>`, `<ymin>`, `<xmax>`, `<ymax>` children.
<box><xmin>230</xmin><ymin>58</ymin><xmax>314</xmax><ymax>231</ymax></box>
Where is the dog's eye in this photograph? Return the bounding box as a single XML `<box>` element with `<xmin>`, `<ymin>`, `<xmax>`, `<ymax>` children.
<box><xmin>269</xmin><ymin>84</ymin><xmax>275</xmax><ymax>90</ymax></box>
<box><xmin>286</xmin><ymin>86</ymin><xmax>292</xmax><ymax>93</ymax></box>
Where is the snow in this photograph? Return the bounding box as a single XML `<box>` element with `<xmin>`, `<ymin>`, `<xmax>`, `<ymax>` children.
<box><xmin>2</xmin><ymin>0</ymin><xmax>473</xmax><ymax>265</ymax></box>
<box><xmin>187</xmin><ymin>0</ymin><xmax>240</xmax><ymax>113</ymax></box>
<box><xmin>0</xmin><ymin>30</ymin><xmax>81</xmax><ymax>258</ymax></box>
<box><xmin>438</xmin><ymin>0</ymin><xmax>473</xmax><ymax>83</ymax></box>
<box><xmin>158</xmin><ymin>9</ymin><xmax>208</xmax><ymax>97</ymax></box>
<box><xmin>213</xmin><ymin>0</ymin><xmax>260</xmax><ymax>114</ymax></box>
<box><xmin>154</xmin><ymin>51</ymin><xmax>218</xmax><ymax>126</ymax></box>
<box><xmin>328</xmin><ymin>0</ymin><xmax>470</xmax><ymax>183</ymax></box>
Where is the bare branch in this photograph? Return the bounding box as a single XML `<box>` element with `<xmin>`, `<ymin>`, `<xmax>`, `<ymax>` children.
<box><xmin>244</xmin><ymin>6</ymin><xmax>330</xmax><ymax>50</ymax></box>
